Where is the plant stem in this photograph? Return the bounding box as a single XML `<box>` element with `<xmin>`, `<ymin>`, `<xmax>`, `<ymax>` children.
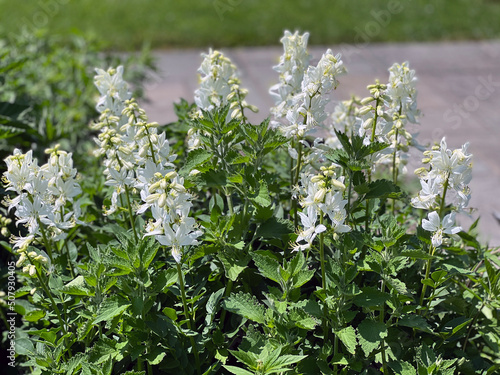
<box><xmin>419</xmin><ymin>245</ymin><xmax>436</xmax><ymax>313</ymax></box>
<box><xmin>346</xmin><ymin>170</ymin><xmax>353</xmax><ymax>223</ymax></box>
<box><xmin>463</xmin><ymin>299</ymin><xmax>486</xmax><ymax>352</ymax></box>
<box><xmin>293</xmin><ymin>140</ymin><xmax>303</xmax><ymax>229</ymax></box>
<box><xmin>439</xmin><ymin>173</ymin><xmax>450</xmax><ymax>219</ymax></box>
<box><xmin>176</xmin><ymin>262</ymin><xmax>201</xmax><ymax>375</ymax></box>
<box><xmin>38</xmin><ymin>221</ymin><xmax>54</xmax><ymax>263</ymax></box>
<box><xmin>219</xmin><ymin>278</ymin><xmax>234</xmax><ymax>331</ymax></box>
<box><xmin>62</xmin><ymin>241</ymin><xmax>76</xmax><ymax>278</ymax></box>
<box><xmin>379</xmin><ymin>278</ymin><xmax>388</xmax><ymax>374</ymax></box>
<box><xmin>319</xmin><ymin>213</ymin><xmax>326</xmax><ymax>291</ymax></box>
<box><xmin>124</xmin><ymin>184</ymin><xmax>138</xmax><ymax>243</ymax></box>
<box><xmin>29</xmin><ymin>256</ymin><xmax>67</xmax><ymax>336</ymax></box>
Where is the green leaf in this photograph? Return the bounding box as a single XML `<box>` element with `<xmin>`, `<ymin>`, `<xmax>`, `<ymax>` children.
<box><xmin>223</xmin><ymin>366</ymin><xmax>254</xmax><ymax>375</ymax></box>
<box><xmin>252</xmin><ymin>252</ymin><xmax>281</xmax><ymax>283</ymax></box>
<box><xmin>162</xmin><ymin>307</ymin><xmax>177</xmax><ymax>321</ymax></box>
<box><xmin>267</xmin><ymin>354</ymin><xmax>308</xmax><ymax>372</ymax></box>
<box><xmin>401</xmin><ymin>249</ymin><xmax>436</xmax><ymax>260</ymax></box>
<box><xmin>25</xmin><ymin>309</ymin><xmax>46</xmax><ymax>322</ymax></box>
<box><xmin>335</xmin><ymin>326</ymin><xmax>358</xmax><ymax>354</ymax></box>
<box><xmin>205</xmin><ymin>287</ymin><xmax>225</xmax><ymax>325</ymax></box>
<box><xmin>250</xmin><ymin>181</ymin><xmax>271</xmax><ymax>207</ymax></box>
<box><xmin>140</xmin><ymin>238</ymin><xmax>160</xmax><ymax>269</ymax></box>
<box><xmin>256</xmin><ymin>217</ymin><xmax>293</xmax><ymax>240</ymax></box>
<box><xmin>353</xmin><ymin>287</ymin><xmax>391</xmax><ymax>308</ymax></box>
<box><xmin>383</xmin><ymin>276</ymin><xmax>408</xmax><ymax>295</ymax></box>
<box><xmin>61</xmin><ymin>275</ymin><xmax>94</xmax><ymax>296</ymax></box>
<box><xmin>146</xmin><ymin>346</ymin><xmax>167</xmax><ymax>365</ymax></box>
<box><xmin>218</xmin><ymin>251</ymin><xmax>250</xmax><ymax>282</ymax></box>
<box><xmin>357</xmin><ymin>319</ymin><xmax>388</xmax><ymax>357</ymax></box>
<box><xmin>94</xmin><ymin>295</ymin><xmax>131</xmax><ymax>324</ymax></box>
<box><xmin>441</xmin><ymin>317</ymin><xmax>472</xmax><ymax>337</ymax></box>
<box><xmin>389</xmin><ymin>360</ymin><xmax>417</xmax><ymax>375</ymax></box>
<box><xmin>291</xmin><ymin>269</ymin><xmax>315</xmax><ymax>289</ymax></box>
<box><xmin>180</xmin><ymin>148</ymin><xmax>212</xmax><ymax>176</ymax></box>
<box><xmin>417</xmin><ymin>342</ymin><xmax>436</xmax><ymax>368</ymax></box>
<box><xmin>356</xmin><ymin>179</ymin><xmax>402</xmax><ymax>200</ymax></box>
<box><xmin>398</xmin><ymin>314</ymin><xmax>432</xmax><ymax>333</ymax></box>
<box><xmin>15</xmin><ymin>338</ymin><xmax>34</xmax><ymax>356</ymax></box>
<box><xmin>223</xmin><ymin>292</ymin><xmax>266</xmax><ymax>324</ymax></box>
<box><xmin>289</xmin><ymin>308</ymin><xmax>319</xmax><ymax>330</ymax></box>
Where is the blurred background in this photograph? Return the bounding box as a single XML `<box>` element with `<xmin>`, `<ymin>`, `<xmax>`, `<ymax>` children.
<box><xmin>1</xmin><ymin>0</ymin><xmax>500</xmax><ymax>50</ymax></box>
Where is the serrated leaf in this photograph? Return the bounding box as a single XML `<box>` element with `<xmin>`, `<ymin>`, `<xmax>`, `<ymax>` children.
<box><xmin>180</xmin><ymin>148</ymin><xmax>212</xmax><ymax>176</ymax></box>
<box><xmin>357</xmin><ymin>179</ymin><xmax>402</xmax><ymax>200</ymax></box>
<box><xmin>94</xmin><ymin>295</ymin><xmax>131</xmax><ymax>324</ymax></box>
<box><xmin>223</xmin><ymin>292</ymin><xmax>266</xmax><ymax>324</ymax></box>
<box><xmin>335</xmin><ymin>326</ymin><xmax>358</xmax><ymax>354</ymax></box>
<box><xmin>389</xmin><ymin>360</ymin><xmax>417</xmax><ymax>375</ymax></box>
<box><xmin>401</xmin><ymin>249</ymin><xmax>436</xmax><ymax>260</ymax></box>
<box><xmin>418</xmin><ymin>342</ymin><xmax>436</xmax><ymax>368</ymax></box>
<box><xmin>61</xmin><ymin>275</ymin><xmax>94</xmax><ymax>296</ymax></box>
<box><xmin>267</xmin><ymin>354</ymin><xmax>308</xmax><ymax>372</ymax></box>
<box><xmin>24</xmin><ymin>309</ymin><xmax>46</xmax><ymax>322</ymax></box>
<box><xmin>353</xmin><ymin>287</ymin><xmax>391</xmax><ymax>308</ymax></box>
<box><xmin>218</xmin><ymin>251</ymin><xmax>250</xmax><ymax>282</ymax></box>
<box><xmin>291</xmin><ymin>269</ymin><xmax>315</xmax><ymax>289</ymax></box>
<box><xmin>252</xmin><ymin>252</ymin><xmax>280</xmax><ymax>283</ymax></box>
<box><xmin>223</xmin><ymin>366</ymin><xmax>254</xmax><ymax>375</ymax></box>
<box><xmin>250</xmin><ymin>181</ymin><xmax>271</xmax><ymax>207</ymax></box>
<box><xmin>398</xmin><ymin>314</ymin><xmax>432</xmax><ymax>333</ymax></box>
<box><xmin>256</xmin><ymin>217</ymin><xmax>293</xmax><ymax>239</ymax></box>
<box><xmin>289</xmin><ymin>308</ymin><xmax>319</xmax><ymax>330</ymax></box>
<box><xmin>357</xmin><ymin>319</ymin><xmax>388</xmax><ymax>357</ymax></box>
<box><xmin>383</xmin><ymin>276</ymin><xmax>408</xmax><ymax>295</ymax></box>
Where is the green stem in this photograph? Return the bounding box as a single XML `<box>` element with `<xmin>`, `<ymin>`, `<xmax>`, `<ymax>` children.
<box><xmin>293</xmin><ymin>140</ymin><xmax>303</xmax><ymax>229</ymax></box>
<box><xmin>124</xmin><ymin>184</ymin><xmax>138</xmax><ymax>243</ymax></box>
<box><xmin>38</xmin><ymin>220</ymin><xmax>54</xmax><ymax>263</ymax></box>
<box><xmin>346</xmin><ymin>170</ymin><xmax>353</xmax><ymax>223</ymax></box>
<box><xmin>62</xmin><ymin>241</ymin><xmax>76</xmax><ymax>278</ymax></box>
<box><xmin>225</xmin><ymin>188</ymin><xmax>234</xmax><ymax>216</ymax></box>
<box><xmin>219</xmin><ymin>278</ymin><xmax>234</xmax><ymax>330</ymax></box>
<box><xmin>379</xmin><ymin>278</ymin><xmax>388</xmax><ymax>374</ymax></box>
<box><xmin>319</xmin><ymin>213</ymin><xmax>326</xmax><ymax>291</ymax></box>
<box><xmin>392</xmin><ymin>127</ymin><xmax>400</xmax><ymax>215</ymax></box>
<box><xmin>144</xmin><ymin>125</ymin><xmax>158</xmax><ymax>165</ymax></box>
<box><xmin>176</xmin><ymin>262</ymin><xmax>201</xmax><ymax>375</ymax></box>
<box><xmin>463</xmin><ymin>299</ymin><xmax>486</xmax><ymax>352</ymax></box>
<box><xmin>29</xmin><ymin>256</ymin><xmax>67</xmax><ymax>335</ymax></box>
<box><xmin>439</xmin><ymin>174</ymin><xmax>450</xmax><ymax>219</ymax></box>
<box><xmin>419</xmin><ymin>245</ymin><xmax>436</xmax><ymax>313</ymax></box>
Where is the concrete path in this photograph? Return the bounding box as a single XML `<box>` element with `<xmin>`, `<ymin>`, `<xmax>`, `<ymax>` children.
<box><xmin>140</xmin><ymin>41</ymin><xmax>500</xmax><ymax>246</ymax></box>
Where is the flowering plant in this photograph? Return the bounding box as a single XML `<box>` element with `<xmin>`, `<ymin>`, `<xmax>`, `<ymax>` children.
<box><xmin>1</xmin><ymin>31</ymin><xmax>499</xmax><ymax>375</ymax></box>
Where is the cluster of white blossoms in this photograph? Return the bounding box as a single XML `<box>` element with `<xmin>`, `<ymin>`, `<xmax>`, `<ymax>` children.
<box><xmin>412</xmin><ymin>137</ymin><xmax>472</xmax><ymax>247</ymax></box>
<box><xmin>93</xmin><ymin>66</ymin><xmax>202</xmax><ymax>263</ymax></box>
<box><xmin>318</xmin><ymin>62</ymin><xmax>421</xmax><ymax>176</ymax></box>
<box><xmin>270</xmin><ymin>31</ymin><xmax>346</xmax><ymax>140</ymax></box>
<box><xmin>269</xmin><ymin>30</ymin><xmax>311</xmax><ymax>120</ymax></box>
<box><xmin>3</xmin><ymin>146</ymin><xmax>83</xmax><ymax>274</ymax></box>
<box><xmin>189</xmin><ymin>49</ymin><xmax>257</xmax><ymax>149</ymax></box>
<box><xmin>293</xmin><ymin>166</ymin><xmax>350</xmax><ymax>252</ymax></box>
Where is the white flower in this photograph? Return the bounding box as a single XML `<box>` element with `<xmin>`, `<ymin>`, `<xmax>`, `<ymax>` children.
<box><xmin>293</xmin><ymin>206</ymin><xmax>326</xmax><ymax>252</ymax></box>
<box><xmin>422</xmin><ymin>211</ymin><xmax>462</xmax><ymax>247</ymax></box>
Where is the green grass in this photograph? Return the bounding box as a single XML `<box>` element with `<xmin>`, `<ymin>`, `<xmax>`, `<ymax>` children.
<box><xmin>1</xmin><ymin>0</ymin><xmax>500</xmax><ymax>50</ymax></box>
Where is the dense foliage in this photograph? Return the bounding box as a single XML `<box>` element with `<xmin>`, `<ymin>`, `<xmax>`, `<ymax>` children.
<box><xmin>1</xmin><ymin>31</ymin><xmax>499</xmax><ymax>375</ymax></box>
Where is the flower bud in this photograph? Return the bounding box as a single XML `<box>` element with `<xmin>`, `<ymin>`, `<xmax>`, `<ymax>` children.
<box><xmin>359</xmin><ymin>106</ymin><xmax>372</xmax><ymax>115</ymax></box>
<box><xmin>360</xmin><ymin>96</ymin><xmax>374</xmax><ymax>105</ymax></box>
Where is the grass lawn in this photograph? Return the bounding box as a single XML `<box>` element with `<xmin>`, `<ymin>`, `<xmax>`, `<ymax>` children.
<box><xmin>1</xmin><ymin>0</ymin><xmax>500</xmax><ymax>50</ymax></box>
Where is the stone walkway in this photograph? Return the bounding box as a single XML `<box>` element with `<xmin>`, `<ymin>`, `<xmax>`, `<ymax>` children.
<box><xmin>140</xmin><ymin>41</ymin><xmax>500</xmax><ymax>246</ymax></box>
